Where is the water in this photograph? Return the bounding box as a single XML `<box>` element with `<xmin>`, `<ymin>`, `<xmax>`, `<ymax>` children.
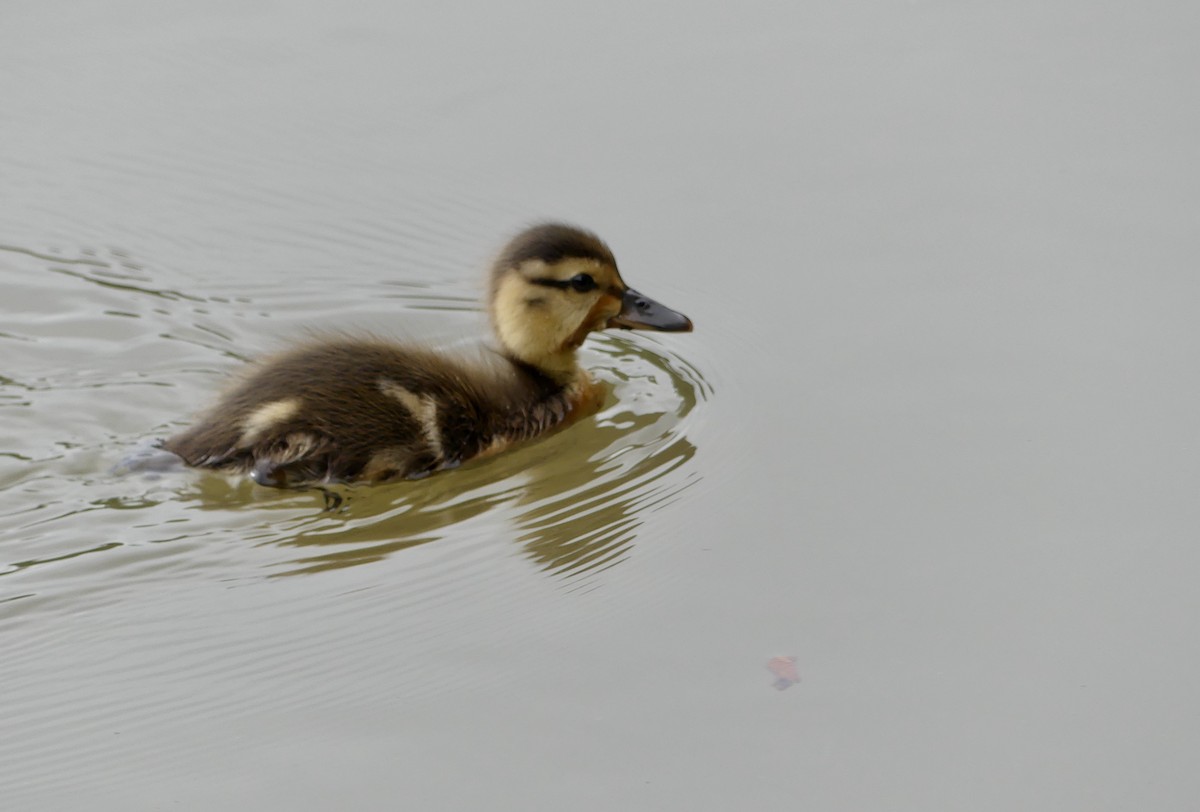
<box><xmin>4</xmin><ymin>1</ymin><xmax>1200</xmax><ymax>809</ymax></box>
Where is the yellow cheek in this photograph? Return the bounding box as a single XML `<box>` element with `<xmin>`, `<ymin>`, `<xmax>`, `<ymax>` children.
<box><xmin>589</xmin><ymin>294</ymin><xmax>623</xmax><ymax>329</ymax></box>
<box><xmin>561</xmin><ymin>294</ymin><xmax>622</xmax><ymax>350</ymax></box>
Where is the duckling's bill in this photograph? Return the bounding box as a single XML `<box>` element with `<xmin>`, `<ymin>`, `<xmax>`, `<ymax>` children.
<box><xmin>608</xmin><ymin>288</ymin><xmax>693</xmax><ymax>332</ymax></box>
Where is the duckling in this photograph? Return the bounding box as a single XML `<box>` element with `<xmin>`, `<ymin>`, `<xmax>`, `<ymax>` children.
<box><xmin>162</xmin><ymin>223</ymin><xmax>692</xmax><ymax>487</ymax></box>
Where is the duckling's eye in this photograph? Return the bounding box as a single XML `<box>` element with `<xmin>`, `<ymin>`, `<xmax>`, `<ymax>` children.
<box><xmin>569</xmin><ymin>273</ymin><xmax>597</xmax><ymax>293</ymax></box>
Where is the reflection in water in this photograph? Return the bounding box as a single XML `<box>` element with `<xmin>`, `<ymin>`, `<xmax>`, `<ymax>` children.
<box><xmin>252</xmin><ymin>335</ymin><xmax>705</xmax><ymax>577</ymax></box>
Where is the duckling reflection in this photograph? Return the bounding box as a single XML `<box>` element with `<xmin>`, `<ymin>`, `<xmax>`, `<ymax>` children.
<box><xmin>164</xmin><ymin>224</ymin><xmax>692</xmax><ymax>487</ymax></box>
<box><xmin>195</xmin><ymin>336</ymin><xmax>704</xmax><ymax>578</ymax></box>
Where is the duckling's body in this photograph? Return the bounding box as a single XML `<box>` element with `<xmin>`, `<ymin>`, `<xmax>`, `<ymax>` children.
<box><xmin>164</xmin><ymin>339</ymin><xmax>589</xmax><ymax>486</ymax></box>
<box><xmin>163</xmin><ymin>224</ymin><xmax>691</xmax><ymax>487</ymax></box>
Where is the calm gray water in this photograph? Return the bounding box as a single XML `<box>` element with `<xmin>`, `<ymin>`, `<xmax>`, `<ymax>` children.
<box><xmin>4</xmin><ymin>2</ymin><xmax>1199</xmax><ymax>809</ymax></box>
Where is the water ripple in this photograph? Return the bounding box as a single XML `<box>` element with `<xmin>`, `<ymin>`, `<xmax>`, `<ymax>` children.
<box><xmin>0</xmin><ymin>242</ymin><xmax>709</xmax><ymax>625</ymax></box>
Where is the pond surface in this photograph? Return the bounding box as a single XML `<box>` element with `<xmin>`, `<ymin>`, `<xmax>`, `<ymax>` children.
<box><xmin>4</xmin><ymin>1</ymin><xmax>1199</xmax><ymax>809</ymax></box>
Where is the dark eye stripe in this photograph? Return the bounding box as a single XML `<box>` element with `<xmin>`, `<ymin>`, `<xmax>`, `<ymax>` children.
<box><xmin>531</xmin><ymin>273</ymin><xmax>597</xmax><ymax>293</ymax></box>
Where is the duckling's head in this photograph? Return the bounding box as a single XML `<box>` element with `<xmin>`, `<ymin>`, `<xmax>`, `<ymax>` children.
<box><xmin>489</xmin><ymin>223</ymin><xmax>692</xmax><ymax>381</ymax></box>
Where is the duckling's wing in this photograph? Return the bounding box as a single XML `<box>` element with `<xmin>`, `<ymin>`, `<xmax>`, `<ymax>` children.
<box><xmin>167</xmin><ymin>424</ymin><xmax>338</xmax><ymax>487</ymax></box>
<box><xmin>244</xmin><ymin>431</ymin><xmax>338</xmax><ymax>488</ymax></box>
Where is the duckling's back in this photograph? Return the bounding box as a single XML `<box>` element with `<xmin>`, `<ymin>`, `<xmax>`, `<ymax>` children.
<box><xmin>163</xmin><ymin>339</ymin><xmax>570</xmax><ymax>486</ymax></box>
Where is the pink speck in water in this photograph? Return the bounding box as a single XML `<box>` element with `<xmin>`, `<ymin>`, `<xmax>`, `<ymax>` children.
<box><xmin>767</xmin><ymin>656</ymin><xmax>800</xmax><ymax>690</ymax></box>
